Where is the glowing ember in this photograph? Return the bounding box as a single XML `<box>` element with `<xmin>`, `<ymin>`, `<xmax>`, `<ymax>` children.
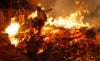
<box><xmin>10</xmin><ymin>38</ymin><xmax>19</xmax><ymax>46</ymax></box>
<box><xmin>5</xmin><ymin>22</ymin><xmax>20</xmax><ymax>46</ymax></box>
<box><xmin>41</xmin><ymin>26</ymin><xmax>60</xmax><ymax>36</ymax></box>
<box><xmin>45</xmin><ymin>11</ymin><xmax>90</xmax><ymax>29</ymax></box>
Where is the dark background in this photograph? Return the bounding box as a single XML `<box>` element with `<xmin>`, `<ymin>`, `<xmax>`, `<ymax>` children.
<box><xmin>0</xmin><ymin>0</ymin><xmax>30</xmax><ymax>9</ymax></box>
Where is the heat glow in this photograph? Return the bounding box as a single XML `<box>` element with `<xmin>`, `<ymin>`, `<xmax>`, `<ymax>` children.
<box><xmin>5</xmin><ymin>20</ymin><xmax>20</xmax><ymax>46</ymax></box>
<box><xmin>45</xmin><ymin>11</ymin><xmax>90</xmax><ymax>29</ymax></box>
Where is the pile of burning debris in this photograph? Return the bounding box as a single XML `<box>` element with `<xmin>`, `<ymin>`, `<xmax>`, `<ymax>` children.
<box><xmin>2</xmin><ymin>6</ymin><xmax>100</xmax><ymax>61</ymax></box>
<box><xmin>16</xmin><ymin>26</ymin><xmax>100</xmax><ymax>61</ymax></box>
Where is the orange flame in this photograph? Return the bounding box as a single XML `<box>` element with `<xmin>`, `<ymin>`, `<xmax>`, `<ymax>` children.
<box><xmin>45</xmin><ymin>11</ymin><xmax>90</xmax><ymax>29</ymax></box>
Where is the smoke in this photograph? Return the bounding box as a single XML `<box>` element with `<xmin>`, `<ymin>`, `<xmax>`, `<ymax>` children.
<box><xmin>39</xmin><ymin>0</ymin><xmax>77</xmax><ymax>17</ymax></box>
<box><xmin>26</xmin><ymin>0</ymin><xmax>38</xmax><ymax>5</ymax></box>
<box><xmin>26</xmin><ymin>0</ymin><xmax>100</xmax><ymax>27</ymax></box>
<box><xmin>85</xmin><ymin>0</ymin><xmax>100</xmax><ymax>27</ymax></box>
<box><xmin>39</xmin><ymin>0</ymin><xmax>100</xmax><ymax>26</ymax></box>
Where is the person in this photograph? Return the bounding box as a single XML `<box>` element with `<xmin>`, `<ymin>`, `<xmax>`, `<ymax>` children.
<box><xmin>31</xmin><ymin>6</ymin><xmax>52</xmax><ymax>36</ymax></box>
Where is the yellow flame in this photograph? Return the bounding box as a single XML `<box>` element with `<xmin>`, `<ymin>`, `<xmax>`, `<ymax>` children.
<box><xmin>5</xmin><ymin>23</ymin><xmax>20</xmax><ymax>37</ymax></box>
<box><xmin>37</xmin><ymin>48</ymin><xmax>44</xmax><ymax>54</ymax></box>
<box><xmin>10</xmin><ymin>38</ymin><xmax>19</xmax><ymax>46</ymax></box>
<box><xmin>45</xmin><ymin>11</ymin><xmax>90</xmax><ymax>29</ymax></box>
<box><xmin>28</xmin><ymin>11</ymin><xmax>37</xmax><ymax>19</ymax></box>
<box><xmin>5</xmin><ymin>18</ymin><xmax>20</xmax><ymax>46</ymax></box>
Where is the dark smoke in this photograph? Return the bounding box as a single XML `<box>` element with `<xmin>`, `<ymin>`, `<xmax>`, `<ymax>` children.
<box><xmin>39</xmin><ymin>0</ymin><xmax>77</xmax><ymax>17</ymax></box>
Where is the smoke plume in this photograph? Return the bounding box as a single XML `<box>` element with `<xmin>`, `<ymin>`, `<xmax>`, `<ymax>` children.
<box><xmin>26</xmin><ymin>0</ymin><xmax>100</xmax><ymax>27</ymax></box>
<box><xmin>39</xmin><ymin>0</ymin><xmax>100</xmax><ymax>27</ymax></box>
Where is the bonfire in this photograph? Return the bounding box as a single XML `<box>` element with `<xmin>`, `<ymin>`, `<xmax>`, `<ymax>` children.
<box><xmin>4</xmin><ymin>7</ymin><xmax>100</xmax><ymax>61</ymax></box>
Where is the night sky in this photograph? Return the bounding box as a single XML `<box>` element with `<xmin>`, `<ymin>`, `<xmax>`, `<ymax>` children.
<box><xmin>0</xmin><ymin>0</ymin><xmax>10</xmax><ymax>9</ymax></box>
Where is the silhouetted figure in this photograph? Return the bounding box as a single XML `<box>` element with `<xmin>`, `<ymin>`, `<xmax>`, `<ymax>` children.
<box><xmin>31</xmin><ymin>6</ymin><xmax>52</xmax><ymax>36</ymax></box>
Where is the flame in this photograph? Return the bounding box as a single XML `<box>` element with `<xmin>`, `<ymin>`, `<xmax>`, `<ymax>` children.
<box><xmin>10</xmin><ymin>38</ymin><xmax>19</xmax><ymax>46</ymax></box>
<box><xmin>45</xmin><ymin>11</ymin><xmax>90</xmax><ymax>29</ymax></box>
<box><xmin>41</xmin><ymin>26</ymin><xmax>60</xmax><ymax>36</ymax></box>
<box><xmin>5</xmin><ymin>18</ymin><xmax>20</xmax><ymax>46</ymax></box>
<box><xmin>5</xmin><ymin>23</ymin><xmax>20</xmax><ymax>37</ymax></box>
<box><xmin>27</xmin><ymin>11</ymin><xmax>37</xmax><ymax>19</ymax></box>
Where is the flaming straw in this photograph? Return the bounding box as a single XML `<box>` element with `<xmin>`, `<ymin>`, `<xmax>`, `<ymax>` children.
<box><xmin>5</xmin><ymin>17</ymin><xmax>20</xmax><ymax>46</ymax></box>
<box><xmin>45</xmin><ymin>11</ymin><xmax>90</xmax><ymax>29</ymax></box>
<box><xmin>27</xmin><ymin>10</ymin><xmax>37</xmax><ymax>19</ymax></box>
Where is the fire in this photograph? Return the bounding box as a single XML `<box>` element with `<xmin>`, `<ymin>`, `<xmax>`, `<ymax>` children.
<box><xmin>27</xmin><ymin>10</ymin><xmax>37</xmax><ymax>19</ymax></box>
<box><xmin>10</xmin><ymin>38</ymin><xmax>19</xmax><ymax>46</ymax></box>
<box><xmin>45</xmin><ymin>11</ymin><xmax>90</xmax><ymax>29</ymax></box>
<box><xmin>5</xmin><ymin>18</ymin><xmax>20</xmax><ymax>46</ymax></box>
<box><xmin>37</xmin><ymin>11</ymin><xmax>91</xmax><ymax>53</ymax></box>
<box><xmin>41</xmin><ymin>26</ymin><xmax>60</xmax><ymax>36</ymax></box>
<box><xmin>5</xmin><ymin>23</ymin><xmax>20</xmax><ymax>37</ymax></box>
